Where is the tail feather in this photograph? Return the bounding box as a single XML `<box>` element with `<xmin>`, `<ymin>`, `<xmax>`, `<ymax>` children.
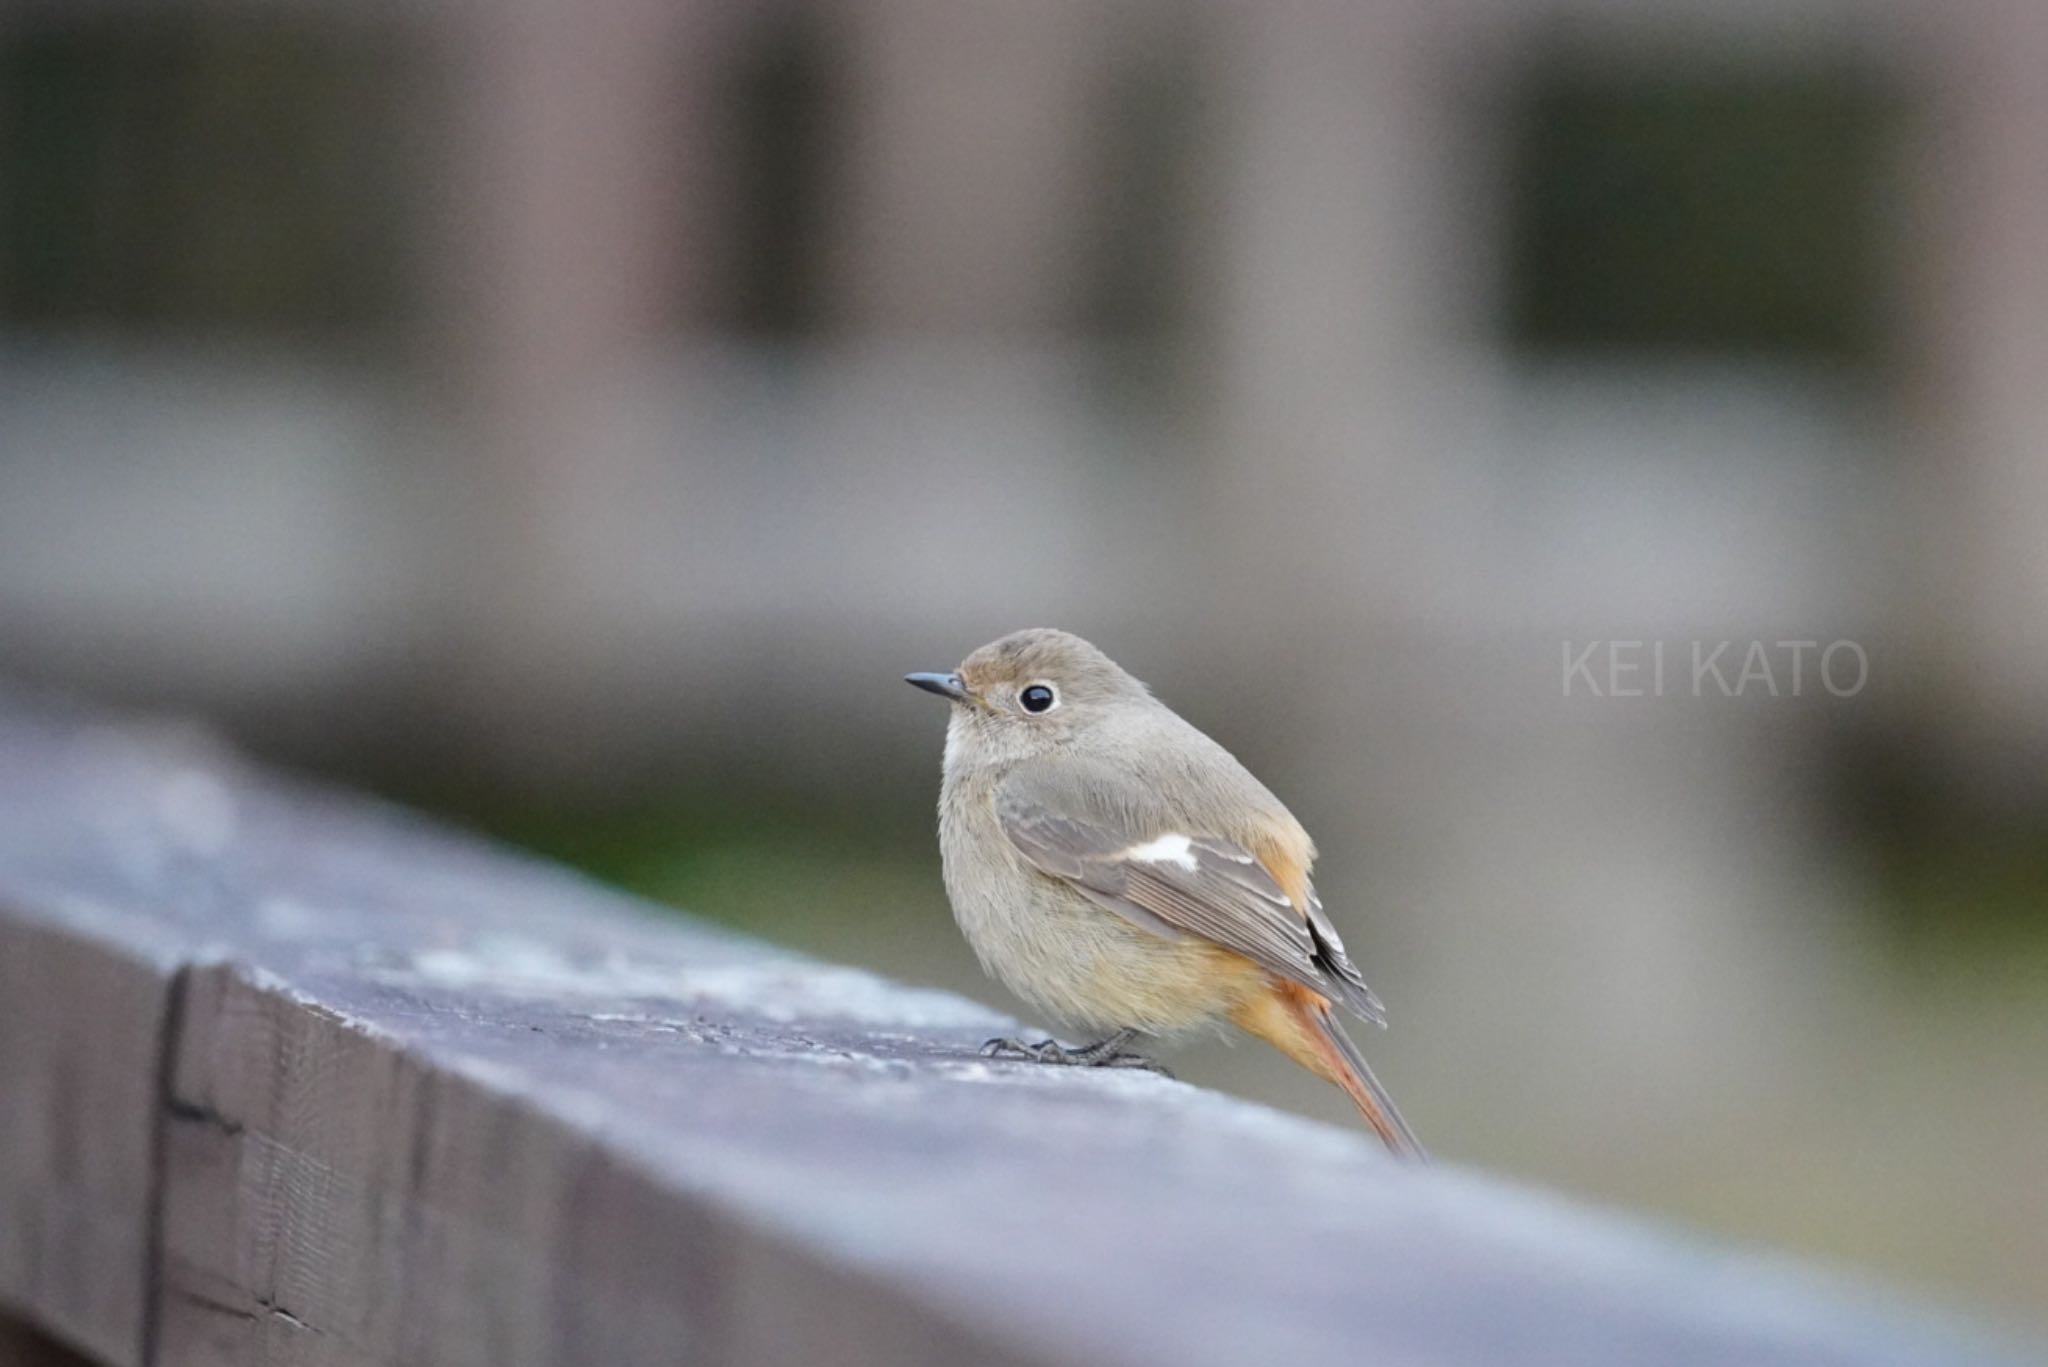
<box><xmin>1305</xmin><ymin>1003</ymin><xmax>1428</xmax><ymax>1162</ymax></box>
<box><xmin>1231</xmin><ymin>981</ymin><xmax>1429</xmax><ymax>1160</ymax></box>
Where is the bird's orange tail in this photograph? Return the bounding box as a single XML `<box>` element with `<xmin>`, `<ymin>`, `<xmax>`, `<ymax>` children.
<box><xmin>1235</xmin><ymin>982</ymin><xmax>1428</xmax><ymax>1161</ymax></box>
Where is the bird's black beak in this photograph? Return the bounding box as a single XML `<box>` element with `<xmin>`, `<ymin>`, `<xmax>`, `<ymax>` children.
<box><xmin>904</xmin><ymin>671</ymin><xmax>970</xmax><ymax>703</ymax></box>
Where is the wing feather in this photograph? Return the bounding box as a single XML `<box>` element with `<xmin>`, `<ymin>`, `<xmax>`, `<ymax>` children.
<box><xmin>995</xmin><ymin>765</ymin><xmax>1387</xmax><ymax>1027</ymax></box>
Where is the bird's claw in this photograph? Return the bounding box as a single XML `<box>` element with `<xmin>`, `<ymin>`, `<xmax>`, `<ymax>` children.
<box><xmin>980</xmin><ymin>1035</ymin><xmax>1061</xmax><ymax>1063</ymax></box>
<box><xmin>979</xmin><ymin>1034</ymin><xmax>1173</xmax><ymax>1078</ymax></box>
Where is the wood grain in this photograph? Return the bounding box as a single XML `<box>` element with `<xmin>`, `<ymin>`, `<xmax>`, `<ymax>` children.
<box><xmin>0</xmin><ymin>694</ymin><xmax>2032</xmax><ymax>1367</ymax></box>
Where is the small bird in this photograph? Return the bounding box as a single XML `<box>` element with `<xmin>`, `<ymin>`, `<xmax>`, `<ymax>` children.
<box><xmin>907</xmin><ymin>628</ymin><xmax>1425</xmax><ymax>1159</ymax></box>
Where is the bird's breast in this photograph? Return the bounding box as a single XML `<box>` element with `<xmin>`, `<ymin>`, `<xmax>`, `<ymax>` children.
<box><xmin>934</xmin><ymin>773</ymin><xmax>1255</xmax><ymax>1034</ymax></box>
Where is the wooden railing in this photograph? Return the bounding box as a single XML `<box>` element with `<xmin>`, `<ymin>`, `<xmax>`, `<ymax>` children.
<box><xmin>0</xmin><ymin>693</ymin><xmax>2029</xmax><ymax>1367</ymax></box>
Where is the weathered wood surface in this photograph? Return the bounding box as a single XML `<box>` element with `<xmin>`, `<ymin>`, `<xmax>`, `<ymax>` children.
<box><xmin>0</xmin><ymin>692</ymin><xmax>2033</xmax><ymax>1367</ymax></box>
<box><xmin>0</xmin><ymin>1312</ymin><xmax>98</xmax><ymax>1366</ymax></box>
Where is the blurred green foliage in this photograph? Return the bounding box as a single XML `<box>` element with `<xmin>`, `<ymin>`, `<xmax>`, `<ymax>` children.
<box><xmin>1505</xmin><ymin>56</ymin><xmax>1899</xmax><ymax>363</ymax></box>
<box><xmin>0</xmin><ymin>13</ymin><xmax>417</xmax><ymax>337</ymax></box>
<box><xmin>428</xmin><ymin>786</ymin><xmax>961</xmax><ymax>977</ymax></box>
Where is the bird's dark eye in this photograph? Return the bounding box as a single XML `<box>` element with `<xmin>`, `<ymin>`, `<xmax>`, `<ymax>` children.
<box><xmin>1020</xmin><ymin>684</ymin><xmax>1057</xmax><ymax>714</ymax></box>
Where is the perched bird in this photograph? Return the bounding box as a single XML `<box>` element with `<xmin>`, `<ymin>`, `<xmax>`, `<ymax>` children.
<box><xmin>907</xmin><ymin>628</ymin><xmax>1425</xmax><ymax>1159</ymax></box>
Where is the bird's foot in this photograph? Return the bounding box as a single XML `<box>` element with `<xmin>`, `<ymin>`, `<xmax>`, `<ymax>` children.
<box><xmin>979</xmin><ymin>1029</ymin><xmax>1173</xmax><ymax>1078</ymax></box>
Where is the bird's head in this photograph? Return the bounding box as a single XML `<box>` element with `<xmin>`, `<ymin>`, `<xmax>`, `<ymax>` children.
<box><xmin>905</xmin><ymin>628</ymin><xmax>1152</xmax><ymax>767</ymax></box>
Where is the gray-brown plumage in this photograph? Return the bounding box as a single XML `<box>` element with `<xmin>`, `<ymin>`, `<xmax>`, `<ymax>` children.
<box><xmin>906</xmin><ymin>628</ymin><xmax>1424</xmax><ymax>1159</ymax></box>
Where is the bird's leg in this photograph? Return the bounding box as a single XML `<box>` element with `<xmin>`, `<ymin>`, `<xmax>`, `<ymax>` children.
<box><xmin>979</xmin><ymin>1028</ymin><xmax>1172</xmax><ymax>1077</ymax></box>
<box><xmin>1060</xmin><ymin>1029</ymin><xmax>1159</xmax><ymax>1068</ymax></box>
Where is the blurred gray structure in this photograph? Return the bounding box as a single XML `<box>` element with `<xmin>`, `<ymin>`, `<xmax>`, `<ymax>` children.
<box><xmin>1</xmin><ymin>0</ymin><xmax>2044</xmax><ymax>1328</ymax></box>
<box><xmin>3</xmin><ymin>0</ymin><xmax>2044</xmax><ymax>753</ymax></box>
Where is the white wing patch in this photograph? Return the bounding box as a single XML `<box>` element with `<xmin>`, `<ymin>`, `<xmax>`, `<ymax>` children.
<box><xmin>1123</xmin><ymin>833</ymin><xmax>1199</xmax><ymax>872</ymax></box>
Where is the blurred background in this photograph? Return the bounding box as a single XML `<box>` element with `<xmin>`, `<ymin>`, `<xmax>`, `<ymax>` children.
<box><xmin>1</xmin><ymin>0</ymin><xmax>2044</xmax><ymax>1331</ymax></box>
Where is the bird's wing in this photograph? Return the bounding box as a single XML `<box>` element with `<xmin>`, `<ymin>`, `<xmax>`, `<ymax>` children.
<box><xmin>994</xmin><ymin>760</ymin><xmax>1387</xmax><ymax>1026</ymax></box>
